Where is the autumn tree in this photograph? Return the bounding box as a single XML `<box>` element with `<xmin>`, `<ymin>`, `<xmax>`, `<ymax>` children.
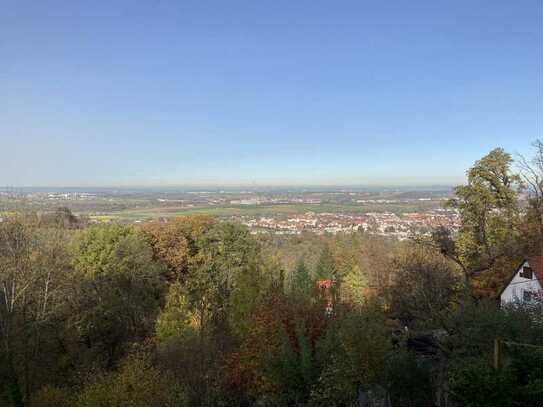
<box><xmin>143</xmin><ymin>215</ymin><xmax>214</xmax><ymax>280</ymax></box>
<box><xmin>225</xmin><ymin>289</ymin><xmax>329</xmax><ymax>406</ymax></box>
<box><xmin>387</xmin><ymin>243</ymin><xmax>460</xmax><ymax>327</ymax></box>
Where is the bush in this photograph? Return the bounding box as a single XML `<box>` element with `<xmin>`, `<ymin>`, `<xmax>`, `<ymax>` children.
<box><xmin>76</xmin><ymin>353</ymin><xmax>187</xmax><ymax>407</ymax></box>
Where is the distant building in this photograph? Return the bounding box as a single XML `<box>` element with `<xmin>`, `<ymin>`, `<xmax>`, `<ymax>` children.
<box><xmin>230</xmin><ymin>199</ymin><xmax>261</xmax><ymax>205</ymax></box>
<box><xmin>500</xmin><ymin>257</ymin><xmax>543</xmax><ymax>305</ymax></box>
<box><xmin>316</xmin><ymin>279</ymin><xmax>333</xmax><ymax>290</ymax></box>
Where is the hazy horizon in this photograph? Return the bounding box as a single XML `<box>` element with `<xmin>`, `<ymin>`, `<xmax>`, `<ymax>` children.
<box><xmin>1</xmin><ymin>182</ymin><xmax>459</xmax><ymax>193</ymax></box>
<box><xmin>2</xmin><ymin>1</ymin><xmax>541</xmax><ymax>186</ymax></box>
<box><xmin>1</xmin><ymin>177</ymin><xmax>463</xmax><ymax>190</ymax></box>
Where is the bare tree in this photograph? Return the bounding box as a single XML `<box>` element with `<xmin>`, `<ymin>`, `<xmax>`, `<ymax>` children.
<box><xmin>0</xmin><ymin>213</ymin><xmax>70</xmax><ymax>405</ymax></box>
<box><xmin>517</xmin><ymin>139</ymin><xmax>543</xmax><ymax>255</ymax></box>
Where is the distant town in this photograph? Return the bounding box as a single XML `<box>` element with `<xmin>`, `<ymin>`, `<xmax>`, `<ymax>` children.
<box><xmin>0</xmin><ymin>186</ymin><xmax>462</xmax><ymax>238</ymax></box>
<box><xmin>237</xmin><ymin>210</ymin><xmax>460</xmax><ymax>238</ymax></box>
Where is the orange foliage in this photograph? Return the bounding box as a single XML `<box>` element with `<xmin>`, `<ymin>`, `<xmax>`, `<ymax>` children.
<box><xmin>224</xmin><ymin>291</ymin><xmax>329</xmax><ymax>398</ymax></box>
<box><xmin>142</xmin><ymin>215</ymin><xmax>214</xmax><ymax>279</ymax></box>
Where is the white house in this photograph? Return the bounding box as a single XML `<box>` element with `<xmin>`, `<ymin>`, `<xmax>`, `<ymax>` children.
<box><xmin>500</xmin><ymin>257</ymin><xmax>543</xmax><ymax>305</ymax></box>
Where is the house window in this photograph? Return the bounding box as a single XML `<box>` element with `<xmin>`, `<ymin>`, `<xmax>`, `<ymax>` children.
<box><xmin>523</xmin><ymin>290</ymin><xmax>534</xmax><ymax>302</ymax></box>
<box><xmin>520</xmin><ymin>266</ymin><xmax>533</xmax><ymax>279</ymax></box>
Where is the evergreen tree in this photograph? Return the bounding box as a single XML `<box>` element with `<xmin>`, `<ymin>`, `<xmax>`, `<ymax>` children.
<box><xmin>290</xmin><ymin>258</ymin><xmax>312</xmax><ymax>298</ymax></box>
<box><xmin>315</xmin><ymin>246</ymin><xmax>337</xmax><ymax>281</ymax></box>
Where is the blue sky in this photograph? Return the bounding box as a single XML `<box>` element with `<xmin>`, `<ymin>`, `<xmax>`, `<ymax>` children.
<box><xmin>1</xmin><ymin>1</ymin><xmax>542</xmax><ymax>186</ymax></box>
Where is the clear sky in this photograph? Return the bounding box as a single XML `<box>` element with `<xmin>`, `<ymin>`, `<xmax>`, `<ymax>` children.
<box><xmin>1</xmin><ymin>1</ymin><xmax>542</xmax><ymax>187</ymax></box>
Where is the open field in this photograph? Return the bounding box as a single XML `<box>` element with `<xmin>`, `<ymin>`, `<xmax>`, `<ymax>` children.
<box><xmin>1</xmin><ymin>187</ymin><xmax>452</xmax><ymax>224</ymax></box>
<box><xmin>89</xmin><ymin>200</ymin><xmax>445</xmax><ymax>222</ymax></box>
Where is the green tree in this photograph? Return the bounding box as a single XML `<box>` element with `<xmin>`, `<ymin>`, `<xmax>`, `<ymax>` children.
<box><xmin>68</xmin><ymin>224</ymin><xmax>164</xmax><ymax>367</ymax></box>
<box><xmin>432</xmin><ymin>148</ymin><xmax>523</xmax><ymax>292</ymax></box>
<box><xmin>449</xmin><ymin>349</ymin><xmax>543</xmax><ymax>407</ymax></box>
<box><xmin>289</xmin><ymin>258</ymin><xmax>312</xmax><ymax>299</ymax></box>
<box><xmin>71</xmin><ymin>224</ymin><xmax>162</xmax><ymax>277</ymax></box>
<box><xmin>261</xmin><ymin>322</ymin><xmax>316</xmax><ymax>406</ymax></box>
<box><xmin>330</xmin><ymin>235</ymin><xmax>370</xmax><ymax>305</ymax></box>
<box><xmin>315</xmin><ymin>245</ymin><xmax>337</xmax><ymax>281</ymax></box>
<box><xmin>437</xmin><ymin>299</ymin><xmax>543</xmax><ymax>406</ymax></box>
<box><xmin>384</xmin><ymin>350</ymin><xmax>434</xmax><ymax>407</ymax></box>
<box><xmin>76</xmin><ymin>352</ymin><xmax>186</xmax><ymax>407</ymax></box>
<box><xmin>155</xmin><ymin>281</ymin><xmax>196</xmax><ymax>342</ymax></box>
<box><xmin>310</xmin><ymin>304</ymin><xmax>391</xmax><ymax>406</ymax></box>
<box><xmin>187</xmin><ymin>222</ymin><xmax>262</xmax><ymax>338</ymax></box>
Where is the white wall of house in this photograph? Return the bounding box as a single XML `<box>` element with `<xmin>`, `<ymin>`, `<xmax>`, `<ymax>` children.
<box><xmin>501</xmin><ymin>261</ymin><xmax>543</xmax><ymax>305</ymax></box>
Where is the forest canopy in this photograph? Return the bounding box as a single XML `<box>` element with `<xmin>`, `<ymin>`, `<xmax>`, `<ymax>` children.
<box><xmin>2</xmin><ymin>142</ymin><xmax>543</xmax><ymax>406</ymax></box>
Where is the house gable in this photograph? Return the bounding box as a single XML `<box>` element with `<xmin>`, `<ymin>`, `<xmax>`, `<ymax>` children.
<box><xmin>500</xmin><ymin>258</ymin><xmax>543</xmax><ymax>305</ymax></box>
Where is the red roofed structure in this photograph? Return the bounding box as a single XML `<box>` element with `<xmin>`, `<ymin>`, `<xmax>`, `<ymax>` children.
<box><xmin>500</xmin><ymin>257</ymin><xmax>543</xmax><ymax>305</ymax></box>
<box><xmin>316</xmin><ymin>279</ymin><xmax>335</xmax><ymax>315</ymax></box>
<box><xmin>316</xmin><ymin>279</ymin><xmax>333</xmax><ymax>290</ymax></box>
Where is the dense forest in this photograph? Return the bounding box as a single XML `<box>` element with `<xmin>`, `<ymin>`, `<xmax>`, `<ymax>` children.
<box><xmin>3</xmin><ymin>143</ymin><xmax>543</xmax><ymax>407</ymax></box>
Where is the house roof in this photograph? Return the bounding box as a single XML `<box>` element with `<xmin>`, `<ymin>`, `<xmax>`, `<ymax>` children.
<box><xmin>316</xmin><ymin>279</ymin><xmax>333</xmax><ymax>289</ymax></box>
<box><xmin>498</xmin><ymin>256</ymin><xmax>543</xmax><ymax>297</ymax></box>
<box><xmin>527</xmin><ymin>256</ymin><xmax>543</xmax><ymax>282</ymax></box>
